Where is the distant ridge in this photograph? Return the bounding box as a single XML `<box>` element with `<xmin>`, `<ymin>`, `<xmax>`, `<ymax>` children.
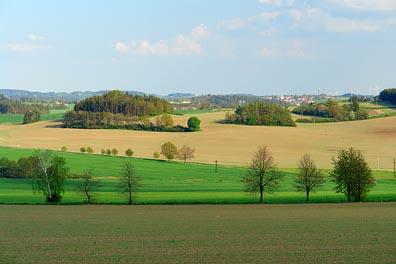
<box><xmin>0</xmin><ymin>89</ymin><xmax>145</xmax><ymax>102</ymax></box>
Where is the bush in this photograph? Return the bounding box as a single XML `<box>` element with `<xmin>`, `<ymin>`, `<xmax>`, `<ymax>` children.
<box><xmin>80</xmin><ymin>147</ymin><xmax>86</xmax><ymax>153</ymax></box>
<box><xmin>86</xmin><ymin>146</ymin><xmax>94</xmax><ymax>154</ymax></box>
<box><xmin>153</xmin><ymin>152</ymin><xmax>160</xmax><ymax>159</ymax></box>
<box><xmin>125</xmin><ymin>149</ymin><xmax>134</xmax><ymax>157</ymax></box>
<box><xmin>61</xmin><ymin>146</ymin><xmax>68</xmax><ymax>152</ymax></box>
<box><xmin>112</xmin><ymin>148</ymin><xmax>118</xmax><ymax>156</ymax></box>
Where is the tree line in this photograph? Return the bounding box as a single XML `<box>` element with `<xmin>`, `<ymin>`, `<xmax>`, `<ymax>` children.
<box><xmin>379</xmin><ymin>88</ymin><xmax>396</xmax><ymax>104</ymax></box>
<box><xmin>225</xmin><ymin>102</ymin><xmax>296</xmax><ymax>127</ymax></box>
<box><xmin>190</xmin><ymin>94</ymin><xmax>286</xmax><ymax>109</ymax></box>
<box><xmin>292</xmin><ymin>99</ymin><xmax>368</xmax><ymax>122</ymax></box>
<box><xmin>0</xmin><ymin>94</ymin><xmax>50</xmax><ymax>114</ymax></box>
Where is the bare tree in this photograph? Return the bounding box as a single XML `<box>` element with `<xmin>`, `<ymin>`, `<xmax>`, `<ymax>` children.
<box><xmin>243</xmin><ymin>146</ymin><xmax>283</xmax><ymax>204</ymax></box>
<box><xmin>118</xmin><ymin>160</ymin><xmax>140</xmax><ymax>205</ymax></box>
<box><xmin>295</xmin><ymin>154</ymin><xmax>325</xmax><ymax>202</ymax></box>
<box><xmin>178</xmin><ymin>144</ymin><xmax>195</xmax><ymax>163</ymax></box>
<box><xmin>75</xmin><ymin>168</ymin><xmax>100</xmax><ymax>204</ymax></box>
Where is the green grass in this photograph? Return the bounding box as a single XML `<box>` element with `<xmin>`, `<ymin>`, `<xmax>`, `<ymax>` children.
<box><xmin>1</xmin><ymin>203</ymin><xmax>396</xmax><ymax>263</ymax></box>
<box><xmin>0</xmin><ymin>146</ymin><xmax>395</xmax><ymax>204</ymax></box>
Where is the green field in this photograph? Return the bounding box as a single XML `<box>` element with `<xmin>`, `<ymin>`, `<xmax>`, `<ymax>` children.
<box><xmin>1</xmin><ymin>203</ymin><xmax>396</xmax><ymax>263</ymax></box>
<box><xmin>0</xmin><ymin>146</ymin><xmax>395</xmax><ymax>204</ymax></box>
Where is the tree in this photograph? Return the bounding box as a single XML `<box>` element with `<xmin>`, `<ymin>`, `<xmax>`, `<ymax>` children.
<box><xmin>106</xmin><ymin>149</ymin><xmax>111</xmax><ymax>155</ymax></box>
<box><xmin>125</xmin><ymin>148</ymin><xmax>134</xmax><ymax>157</ymax></box>
<box><xmin>23</xmin><ymin>110</ymin><xmax>40</xmax><ymax>124</ymax></box>
<box><xmin>153</xmin><ymin>152</ymin><xmax>160</xmax><ymax>159</ymax></box>
<box><xmin>61</xmin><ymin>146</ymin><xmax>68</xmax><ymax>152</ymax></box>
<box><xmin>160</xmin><ymin>114</ymin><xmax>174</xmax><ymax>129</ymax></box>
<box><xmin>187</xmin><ymin>116</ymin><xmax>201</xmax><ymax>131</ymax></box>
<box><xmin>101</xmin><ymin>149</ymin><xmax>106</xmax><ymax>155</ymax></box>
<box><xmin>80</xmin><ymin>147</ymin><xmax>86</xmax><ymax>153</ymax></box>
<box><xmin>242</xmin><ymin>146</ymin><xmax>283</xmax><ymax>204</ymax></box>
<box><xmin>32</xmin><ymin>151</ymin><xmax>69</xmax><ymax>202</ymax></box>
<box><xmin>330</xmin><ymin>147</ymin><xmax>375</xmax><ymax>202</ymax></box>
<box><xmin>160</xmin><ymin>141</ymin><xmax>178</xmax><ymax>161</ymax></box>
<box><xmin>112</xmin><ymin>148</ymin><xmax>118</xmax><ymax>156</ymax></box>
<box><xmin>177</xmin><ymin>144</ymin><xmax>195</xmax><ymax>163</ymax></box>
<box><xmin>86</xmin><ymin>146</ymin><xmax>94</xmax><ymax>154</ymax></box>
<box><xmin>118</xmin><ymin>160</ymin><xmax>140</xmax><ymax>205</ymax></box>
<box><xmin>75</xmin><ymin>168</ymin><xmax>100</xmax><ymax>204</ymax></box>
<box><xmin>295</xmin><ymin>154</ymin><xmax>325</xmax><ymax>202</ymax></box>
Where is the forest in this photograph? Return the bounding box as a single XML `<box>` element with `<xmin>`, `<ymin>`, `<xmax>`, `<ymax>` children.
<box><xmin>292</xmin><ymin>100</ymin><xmax>368</xmax><ymax>122</ymax></box>
<box><xmin>0</xmin><ymin>94</ymin><xmax>50</xmax><ymax>114</ymax></box>
<box><xmin>225</xmin><ymin>102</ymin><xmax>296</xmax><ymax>126</ymax></box>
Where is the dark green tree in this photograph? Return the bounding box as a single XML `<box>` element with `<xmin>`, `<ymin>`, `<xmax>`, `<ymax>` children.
<box><xmin>242</xmin><ymin>146</ymin><xmax>283</xmax><ymax>203</ymax></box>
<box><xmin>187</xmin><ymin>116</ymin><xmax>201</xmax><ymax>131</ymax></box>
<box><xmin>295</xmin><ymin>154</ymin><xmax>325</xmax><ymax>202</ymax></box>
<box><xmin>330</xmin><ymin>147</ymin><xmax>375</xmax><ymax>202</ymax></box>
<box><xmin>32</xmin><ymin>151</ymin><xmax>69</xmax><ymax>202</ymax></box>
<box><xmin>23</xmin><ymin>110</ymin><xmax>40</xmax><ymax>124</ymax></box>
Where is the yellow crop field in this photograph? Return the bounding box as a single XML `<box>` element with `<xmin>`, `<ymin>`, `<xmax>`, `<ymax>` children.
<box><xmin>0</xmin><ymin>112</ymin><xmax>395</xmax><ymax>169</ymax></box>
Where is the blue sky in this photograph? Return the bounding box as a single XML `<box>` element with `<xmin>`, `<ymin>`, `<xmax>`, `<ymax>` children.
<box><xmin>1</xmin><ymin>0</ymin><xmax>396</xmax><ymax>95</ymax></box>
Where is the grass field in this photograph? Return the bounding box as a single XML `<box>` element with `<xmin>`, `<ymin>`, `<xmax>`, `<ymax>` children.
<box><xmin>1</xmin><ymin>203</ymin><xmax>396</xmax><ymax>263</ymax></box>
<box><xmin>0</xmin><ymin>146</ymin><xmax>395</xmax><ymax>204</ymax></box>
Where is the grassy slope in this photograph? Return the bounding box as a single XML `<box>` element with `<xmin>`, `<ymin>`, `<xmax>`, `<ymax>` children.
<box><xmin>0</xmin><ymin>146</ymin><xmax>395</xmax><ymax>204</ymax></box>
<box><xmin>1</xmin><ymin>204</ymin><xmax>396</xmax><ymax>263</ymax></box>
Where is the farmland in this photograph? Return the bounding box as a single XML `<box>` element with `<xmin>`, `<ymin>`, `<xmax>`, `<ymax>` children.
<box><xmin>0</xmin><ymin>109</ymin><xmax>396</xmax><ymax>169</ymax></box>
<box><xmin>1</xmin><ymin>203</ymin><xmax>396</xmax><ymax>263</ymax></box>
<box><xmin>0</xmin><ymin>146</ymin><xmax>395</xmax><ymax>204</ymax></box>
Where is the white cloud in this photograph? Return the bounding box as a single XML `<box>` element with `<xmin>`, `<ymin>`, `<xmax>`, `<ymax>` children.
<box><xmin>114</xmin><ymin>42</ymin><xmax>129</xmax><ymax>53</ymax></box>
<box><xmin>0</xmin><ymin>44</ymin><xmax>47</xmax><ymax>52</ymax></box>
<box><xmin>259</xmin><ymin>11</ymin><xmax>280</xmax><ymax>20</ymax></box>
<box><xmin>258</xmin><ymin>0</ymin><xmax>294</xmax><ymax>6</ymax></box>
<box><xmin>28</xmin><ymin>33</ymin><xmax>45</xmax><ymax>41</ymax></box>
<box><xmin>331</xmin><ymin>0</ymin><xmax>396</xmax><ymax>10</ymax></box>
<box><xmin>115</xmin><ymin>24</ymin><xmax>209</xmax><ymax>56</ymax></box>
<box><xmin>325</xmin><ymin>17</ymin><xmax>380</xmax><ymax>32</ymax></box>
<box><xmin>387</xmin><ymin>17</ymin><xmax>396</xmax><ymax>24</ymax></box>
<box><xmin>260</xmin><ymin>48</ymin><xmax>278</xmax><ymax>57</ymax></box>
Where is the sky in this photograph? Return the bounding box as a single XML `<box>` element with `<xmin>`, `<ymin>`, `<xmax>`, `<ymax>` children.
<box><xmin>1</xmin><ymin>0</ymin><xmax>396</xmax><ymax>96</ymax></box>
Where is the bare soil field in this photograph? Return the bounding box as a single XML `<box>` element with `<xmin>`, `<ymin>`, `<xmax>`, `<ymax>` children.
<box><xmin>0</xmin><ymin>112</ymin><xmax>395</xmax><ymax>169</ymax></box>
<box><xmin>1</xmin><ymin>203</ymin><xmax>396</xmax><ymax>263</ymax></box>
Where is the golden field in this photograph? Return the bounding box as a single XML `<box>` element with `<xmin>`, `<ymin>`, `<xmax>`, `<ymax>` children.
<box><xmin>0</xmin><ymin>111</ymin><xmax>395</xmax><ymax>169</ymax></box>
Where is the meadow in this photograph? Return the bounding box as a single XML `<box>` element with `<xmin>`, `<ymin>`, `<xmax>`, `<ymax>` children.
<box><xmin>0</xmin><ymin>146</ymin><xmax>395</xmax><ymax>204</ymax></box>
<box><xmin>1</xmin><ymin>203</ymin><xmax>396</xmax><ymax>263</ymax></box>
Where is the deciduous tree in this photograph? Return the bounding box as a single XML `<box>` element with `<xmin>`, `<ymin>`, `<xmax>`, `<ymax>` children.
<box><xmin>178</xmin><ymin>144</ymin><xmax>195</xmax><ymax>163</ymax></box>
<box><xmin>118</xmin><ymin>161</ymin><xmax>140</xmax><ymax>205</ymax></box>
<box><xmin>295</xmin><ymin>154</ymin><xmax>325</xmax><ymax>202</ymax></box>
<box><xmin>32</xmin><ymin>151</ymin><xmax>69</xmax><ymax>202</ymax></box>
<box><xmin>160</xmin><ymin>141</ymin><xmax>178</xmax><ymax>161</ymax></box>
<box><xmin>242</xmin><ymin>146</ymin><xmax>283</xmax><ymax>204</ymax></box>
<box><xmin>125</xmin><ymin>149</ymin><xmax>134</xmax><ymax>157</ymax></box>
<box><xmin>331</xmin><ymin>147</ymin><xmax>375</xmax><ymax>202</ymax></box>
<box><xmin>75</xmin><ymin>168</ymin><xmax>100</xmax><ymax>204</ymax></box>
<box><xmin>187</xmin><ymin>116</ymin><xmax>201</xmax><ymax>131</ymax></box>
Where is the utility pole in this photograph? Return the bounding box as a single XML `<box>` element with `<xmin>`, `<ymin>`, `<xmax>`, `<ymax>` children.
<box><xmin>215</xmin><ymin>160</ymin><xmax>218</xmax><ymax>174</ymax></box>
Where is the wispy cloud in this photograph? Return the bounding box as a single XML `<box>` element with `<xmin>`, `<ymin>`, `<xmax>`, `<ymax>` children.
<box><xmin>258</xmin><ymin>0</ymin><xmax>294</xmax><ymax>7</ymax></box>
<box><xmin>0</xmin><ymin>44</ymin><xmax>48</xmax><ymax>52</ymax></box>
<box><xmin>28</xmin><ymin>33</ymin><xmax>45</xmax><ymax>41</ymax></box>
<box><xmin>331</xmin><ymin>0</ymin><xmax>396</xmax><ymax>11</ymax></box>
<box><xmin>114</xmin><ymin>24</ymin><xmax>209</xmax><ymax>56</ymax></box>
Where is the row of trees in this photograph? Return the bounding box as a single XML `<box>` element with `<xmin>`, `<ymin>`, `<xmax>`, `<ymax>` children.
<box><xmin>0</xmin><ymin>94</ymin><xmax>50</xmax><ymax>114</ymax></box>
<box><xmin>0</xmin><ymin>150</ymin><xmax>139</xmax><ymax>204</ymax></box>
<box><xmin>225</xmin><ymin>102</ymin><xmax>296</xmax><ymax>127</ymax></box>
<box><xmin>63</xmin><ymin>111</ymin><xmax>201</xmax><ymax>132</ymax></box>
<box><xmin>190</xmin><ymin>94</ymin><xmax>286</xmax><ymax>109</ymax></box>
<box><xmin>244</xmin><ymin>146</ymin><xmax>375</xmax><ymax>203</ymax></box>
<box><xmin>292</xmin><ymin>100</ymin><xmax>368</xmax><ymax>122</ymax></box>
